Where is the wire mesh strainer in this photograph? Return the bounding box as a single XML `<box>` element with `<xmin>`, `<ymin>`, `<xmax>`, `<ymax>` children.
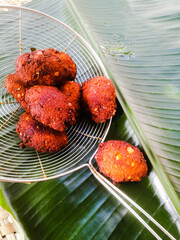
<box><xmin>0</xmin><ymin>5</ymin><xmax>111</xmax><ymax>183</ymax></box>
<box><xmin>0</xmin><ymin>6</ymin><xmax>176</xmax><ymax>240</ymax></box>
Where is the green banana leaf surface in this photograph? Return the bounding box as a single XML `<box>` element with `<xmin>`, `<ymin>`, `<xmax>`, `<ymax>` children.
<box><xmin>0</xmin><ymin>0</ymin><xmax>180</xmax><ymax>239</ymax></box>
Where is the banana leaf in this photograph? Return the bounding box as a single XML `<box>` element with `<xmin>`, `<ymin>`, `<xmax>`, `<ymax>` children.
<box><xmin>1</xmin><ymin>0</ymin><xmax>180</xmax><ymax>239</ymax></box>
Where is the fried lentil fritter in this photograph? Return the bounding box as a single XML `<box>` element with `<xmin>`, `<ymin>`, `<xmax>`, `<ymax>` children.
<box><xmin>59</xmin><ymin>81</ymin><xmax>81</xmax><ymax>117</ymax></box>
<box><xmin>25</xmin><ymin>85</ymin><xmax>76</xmax><ymax>131</ymax></box>
<box><xmin>81</xmin><ymin>76</ymin><xmax>116</xmax><ymax>123</ymax></box>
<box><xmin>95</xmin><ymin>140</ymin><xmax>148</xmax><ymax>183</ymax></box>
<box><xmin>15</xmin><ymin>49</ymin><xmax>76</xmax><ymax>86</ymax></box>
<box><xmin>5</xmin><ymin>73</ymin><xmax>28</xmax><ymax>110</ymax></box>
<box><xmin>16</xmin><ymin>112</ymin><xmax>68</xmax><ymax>153</ymax></box>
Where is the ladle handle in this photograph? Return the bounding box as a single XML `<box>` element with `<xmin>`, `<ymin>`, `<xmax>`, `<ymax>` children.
<box><xmin>88</xmin><ymin>164</ymin><xmax>176</xmax><ymax>240</ymax></box>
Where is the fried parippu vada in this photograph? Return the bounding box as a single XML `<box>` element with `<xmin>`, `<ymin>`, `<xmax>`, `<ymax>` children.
<box><xmin>25</xmin><ymin>85</ymin><xmax>76</xmax><ymax>131</ymax></box>
<box><xmin>59</xmin><ymin>81</ymin><xmax>81</xmax><ymax>117</ymax></box>
<box><xmin>16</xmin><ymin>112</ymin><xmax>68</xmax><ymax>153</ymax></box>
<box><xmin>5</xmin><ymin>73</ymin><xmax>28</xmax><ymax>111</ymax></box>
<box><xmin>15</xmin><ymin>49</ymin><xmax>76</xmax><ymax>86</ymax></box>
<box><xmin>82</xmin><ymin>76</ymin><xmax>116</xmax><ymax>123</ymax></box>
<box><xmin>95</xmin><ymin>140</ymin><xmax>148</xmax><ymax>183</ymax></box>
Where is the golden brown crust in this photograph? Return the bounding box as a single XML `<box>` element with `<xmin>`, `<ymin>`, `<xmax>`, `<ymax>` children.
<box><xmin>25</xmin><ymin>85</ymin><xmax>76</xmax><ymax>131</ymax></box>
<box><xmin>59</xmin><ymin>81</ymin><xmax>81</xmax><ymax>117</ymax></box>
<box><xmin>16</xmin><ymin>112</ymin><xmax>68</xmax><ymax>153</ymax></box>
<box><xmin>95</xmin><ymin>140</ymin><xmax>148</xmax><ymax>183</ymax></box>
<box><xmin>15</xmin><ymin>49</ymin><xmax>76</xmax><ymax>86</ymax></box>
<box><xmin>81</xmin><ymin>76</ymin><xmax>116</xmax><ymax>123</ymax></box>
<box><xmin>5</xmin><ymin>73</ymin><xmax>28</xmax><ymax>110</ymax></box>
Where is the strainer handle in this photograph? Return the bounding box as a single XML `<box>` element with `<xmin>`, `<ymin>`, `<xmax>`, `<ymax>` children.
<box><xmin>88</xmin><ymin>164</ymin><xmax>175</xmax><ymax>240</ymax></box>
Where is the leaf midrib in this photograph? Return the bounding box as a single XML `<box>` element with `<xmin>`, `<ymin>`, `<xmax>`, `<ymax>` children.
<box><xmin>66</xmin><ymin>0</ymin><xmax>180</xmax><ymax>214</ymax></box>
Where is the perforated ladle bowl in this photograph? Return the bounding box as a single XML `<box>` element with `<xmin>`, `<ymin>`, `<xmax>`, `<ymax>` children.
<box><xmin>0</xmin><ymin>5</ymin><xmax>111</xmax><ymax>183</ymax></box>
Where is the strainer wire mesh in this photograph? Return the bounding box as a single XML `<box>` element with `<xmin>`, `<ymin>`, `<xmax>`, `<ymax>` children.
<box><xmin>0</xmin><ymin>6</ymin><xmax>111</xmax><ymax>182</ymax></box>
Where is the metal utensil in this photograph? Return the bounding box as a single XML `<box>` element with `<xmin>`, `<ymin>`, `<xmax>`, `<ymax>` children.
<box><xmin>0</xmin><ymin>5</ymin><xmax>111</xmax><ymax>183</ymax></box>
